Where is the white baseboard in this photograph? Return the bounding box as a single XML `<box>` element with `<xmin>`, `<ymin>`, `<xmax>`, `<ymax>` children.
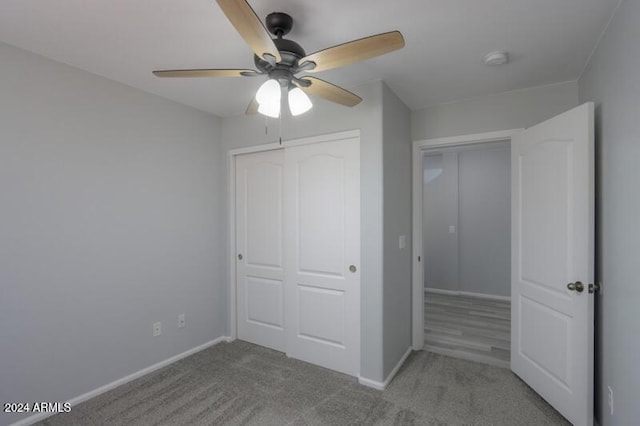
<box><xmin>10</xmin><ymin>336</ymin><xmax>232</xmax><ymax>426</ymax></box>
<box><xmin>357</xmin><ymin>376</ymin><xmax>385</xmax><ymax>390</ymax></box>
<box><xmin>425</xmin><ymin>287</ymin><xmax>511</xmax><ymax>302</ymax></box>
<box><xmin>383</xmin><ymin>346</ymin><xmax>413</xmax><ymax>388</ymax></box>
<box><xmin>358</xmin><ymin>346</ymin><xmax>412</xmax><ymax>391</ymax></box>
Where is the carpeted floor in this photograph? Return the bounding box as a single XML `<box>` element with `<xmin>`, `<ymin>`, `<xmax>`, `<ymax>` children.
<box><xmin>39</xmin><ymin>340</ymin><xmax>569</xmax><ymax>425</ymax></box>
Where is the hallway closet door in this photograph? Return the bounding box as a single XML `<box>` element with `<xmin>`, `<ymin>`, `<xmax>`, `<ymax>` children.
<box><xmin>284</xmin><ymin>137</ymin><xmax>361</xmax><ymax>376</ymax></box>
<box><xmin>235</xmin><ymin>149</ymin><xmax>285</xmax><ymax>352</ymax></box>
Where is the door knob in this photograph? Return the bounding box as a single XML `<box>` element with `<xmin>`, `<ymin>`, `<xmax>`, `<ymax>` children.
<box><xmin>349</xmin><ymin>265</ymin><xmax>357</xmax><ymax>273</ymax></box>
<box><xmin>567</xmin><ymin>281</ymin><xmax>584</xmax><ymax>293</ymax></box>
<box><xmin>238</xmin><ymin>254</ymin><xmax>243</xmax><ymax>260</ymax></box>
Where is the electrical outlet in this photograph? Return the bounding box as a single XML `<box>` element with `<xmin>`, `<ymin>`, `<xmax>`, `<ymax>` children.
<box><xmin>153</xmin><ymin>321</ymin><xmax>161</xmax><ymax>337</ymax></box>
<box><xmin>178</xmin><ymin>313</ymin><xmax>185</xmax><ymax>328</ymax></box>
<box><xmin>608</xmin><ymin>386</ymin><xmax>613</xmax><ymax>416</ymax></box>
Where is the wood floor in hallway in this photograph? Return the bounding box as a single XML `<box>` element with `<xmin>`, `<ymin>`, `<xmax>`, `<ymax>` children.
<box><xmin>424</xmin><ymin>290</ymin><xmax>511</xmax><ymax>368</ymax></box>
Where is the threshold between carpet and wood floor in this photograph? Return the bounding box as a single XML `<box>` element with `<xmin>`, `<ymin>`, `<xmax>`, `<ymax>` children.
<box><xmin>37</xmin><ymin>340</ymin><xmax>568</xmax><ymax>425</ymax></box>
<box><xmin>424</xmin><ymin>291</ymin><xmax>511</xmax><ymax>369</ymax></box>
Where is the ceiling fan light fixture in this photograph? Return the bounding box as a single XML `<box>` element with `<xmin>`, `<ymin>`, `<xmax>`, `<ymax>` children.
<box><xmin>154</xmin><ymin>2</ymin><xmax>404</xmax><ymax>116</ymax></box>
<box><xmin>288</xmin><ymin>87</ymin><xmax>313</xmax><ymax>116</ymax></box>
<box><xmin>257</xmin><ymin>101</ymin><xmax>280</xmax><ymax>118</ymax></box>
<box><xmin>256</xmin><ymin>78</ymin><xmax>282</xmax><ymax>118</ymax></box>
<box><xmin>255</xmin><ymin>79</ymin><xmax>281</xmax><ymax>105</ymax></box>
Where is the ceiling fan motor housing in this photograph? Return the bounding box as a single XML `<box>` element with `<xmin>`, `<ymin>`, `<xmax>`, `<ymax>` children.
<box><xmin>254</xmin><ymin>38</ymin><xmax>305</xmax><ymax>64</ymax></box>
<box><xmin>255</xmin><ymin>13</ymin><xmax>307</xmax><ymax>86</ymax></box>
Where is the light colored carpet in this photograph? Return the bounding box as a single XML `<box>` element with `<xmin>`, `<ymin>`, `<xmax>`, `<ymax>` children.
<box><xmin>39</xmin><ymin>340</ymin><xmax>569</xmax><ymax>425</ymax></box>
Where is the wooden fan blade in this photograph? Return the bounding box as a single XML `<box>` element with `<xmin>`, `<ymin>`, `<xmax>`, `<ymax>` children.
<box><xmin>300</xmin><ymin>31</ymin><xmax>404</xmax><ymax>73</ymax></box>
<box><xmin>298</xmin><ymin>77</ymin><xmax>362</xmax><ymax>107</ymax></box>
<box><xmin>152</xmin><ymin>69</ymin><xmax>259</xmax><ymax>78</ymax></box>
<box><xmin>216</xmin><ymin>0</ymin><xmax>281</xmax><ymax>63</ymax></box>
<box><xmin>245</xmin><ymin>96</ymin><xmax>259</xmax><ymax>115</ymax></box>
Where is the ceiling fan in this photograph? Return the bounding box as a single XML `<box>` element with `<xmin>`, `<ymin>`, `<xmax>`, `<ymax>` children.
<box><xmin>153</xmin><ymin>0</ymin><xmax>405</xmax><ymax>118</ymax></box>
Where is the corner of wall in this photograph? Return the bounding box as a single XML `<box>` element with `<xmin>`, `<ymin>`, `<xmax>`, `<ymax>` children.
<box><xmin>576</xmin><ymin>0</ymin><xmax>640</xmax><ymax>424</ymax></box>
<box><xmin>380</xmin><ymin>80</ymin><xmax>413</xmax><ymax>379</ymax></box>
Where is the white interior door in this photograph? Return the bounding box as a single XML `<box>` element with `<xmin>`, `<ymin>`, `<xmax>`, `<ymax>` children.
<box><xmin>511</xmin><ymin>103</ymin><xmax>594</xmax><ymax>425</ymax></box>
<box><xmin>236</xmin><ymin>149</ymin><xmax>285</xmax><ymax>352</ymax></box>
<box><xmin>284</xmin><ymin>137</ymin><xmax>360</xmax><ymax>375</ymax></box>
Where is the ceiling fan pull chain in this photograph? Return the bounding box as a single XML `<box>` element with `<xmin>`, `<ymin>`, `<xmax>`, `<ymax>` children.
<box><xmin>278</xmin><ymin>114</ymin><xmax>283</xmax><ymax>145</ymax></box>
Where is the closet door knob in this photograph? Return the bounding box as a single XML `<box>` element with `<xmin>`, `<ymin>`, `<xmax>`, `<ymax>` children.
<box><xmin>349</xmin><ymin>265</ymin><xmax>357</xmax><ymax>273</ymax></box>
<box><xmin>238</xmin><ymin>254</ymin><xmax>243</xmax><ymax>260</ymax></box>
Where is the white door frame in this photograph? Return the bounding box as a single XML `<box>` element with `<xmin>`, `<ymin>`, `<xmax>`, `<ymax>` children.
<box><xmin>227</xmin><ymin>129</ymin><xmax>361</xmax><ymax>342</ymax></box>
<box><xmin>411</xmin><ymin>129</ymin><xmax>522</xmax><ymax>349</ymax></box>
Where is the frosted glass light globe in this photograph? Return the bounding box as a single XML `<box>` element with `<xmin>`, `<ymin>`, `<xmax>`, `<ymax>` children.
<box><xmin>256</xmin><ymin>79</ymin><xmax>281</xmax><ymax>105</ymax></box>
<box><xmin>288</xmin><ymin>87</ymin><xmax>313</xmax><ymax>116</ymax></box>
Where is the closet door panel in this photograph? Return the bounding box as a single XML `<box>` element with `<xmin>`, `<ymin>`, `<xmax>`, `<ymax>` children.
<box><xmin>284</xmin><ymin>137</ymin><xmax>360</xmax><ymax>375</ymax></box>
<box><xmin>236</xmin><ymin>149</ymin><xmax>285</xmax><ymax>351</ymax></box>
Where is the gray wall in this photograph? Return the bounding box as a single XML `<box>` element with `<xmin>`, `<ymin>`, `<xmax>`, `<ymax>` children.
<box><xmin>422</xmin><ymin>153</ymin><xmax>459</xmax><ymax>291</ymax></box>
<box><xmin>579</xmin><ymin>0</ymin><xmax>640</xmax><ymax>424</ymax></box>
<box><xmin>422</xmin><ymin>143</ymin><xmax>510</xmax><ymax>297</ymax></box>
<box><xmin>381</xmin><ymin>83</ymin><xmax>412</xmax><ymax>378</ymax></box>
<box><xmin>412</xmin><ymin>81</ymin><xmax>580</xmax><ymax>141</ymax></box>
<box><xmin>221</xmin><ymin>81</ymin><xmax>387</xmax><ymax>382</ymax></box>
<box><xmin>458</xmin><ymin>144</ymin><xmax>510</xmax><ymax>296</ymax></box>
<box><xmin>0</xmin><ymin>42</ymin><xmax>225</xmax><ymax>426</ymax></box>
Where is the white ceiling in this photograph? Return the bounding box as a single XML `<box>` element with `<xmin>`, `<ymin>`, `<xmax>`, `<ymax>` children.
<box><xmin>0</xmin><ymin>0</ymin><xmax>619</xmax><ymax>117</ymax></box>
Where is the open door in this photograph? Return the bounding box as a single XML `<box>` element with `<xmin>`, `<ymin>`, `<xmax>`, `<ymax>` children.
<box><xmin>511</xmin><ymin>103</ymin><xmax>594</xmax><ymax>425</ymax></box>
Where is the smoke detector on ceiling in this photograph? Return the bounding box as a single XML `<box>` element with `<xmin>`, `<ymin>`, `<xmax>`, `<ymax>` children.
<box><xmin>483</xmin><ymin>51</ymin><xmax>509</xmax><ymax>66</ymax></box>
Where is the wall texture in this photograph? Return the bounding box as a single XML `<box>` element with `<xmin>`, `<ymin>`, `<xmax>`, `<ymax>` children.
<box><xmin>579</xmin><ymin>0</ymin><xmax>640</xmax><ymax>424</ymax></box>
<box><xmin>381</xmin><ymin>83</ymin><xmax>412</xmax><ymax>379</ymax></box>
<box><xmin>0</xmin><ymin>42</ymin><xmax>225</xmax><ymax>426</ymax></box>
<box><xmin>412</xmin><ymin>81</ymin><xmax>580</xmax><ymax>141</ymax></box>
<box><xmin>422</xmin><ymin>153</ymin><xmax>459</xmax><ymax>291</ymax></box>
<box><xmin>458</xmin><ymin>144</ymin><xmax>510</xmax><ymax>296</ymax></box>
<box><xmin>221</xmin><ymin>81</ymin><xmax>387</xmax><ymax>382</ymax></box>
<box><xmin>422</xmin><ymin>143</ymin><xmax>510</xmax><ymax>297</ymax></box>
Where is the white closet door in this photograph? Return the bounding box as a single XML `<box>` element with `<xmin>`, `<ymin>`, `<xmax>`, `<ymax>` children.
<box><xmin>236</xmin><ymin>149</ymin><xmax>285</xmax><ymax>352</ymax></box>
<box><xmin>284</xmin><ymin>137</ymin><xmax>361</xmax><ymax>375</ymax></box>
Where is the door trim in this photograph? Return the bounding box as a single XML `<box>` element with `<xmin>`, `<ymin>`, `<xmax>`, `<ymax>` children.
<box><xmin>228</xmin><ymin>129</ymin><xmax>360</xmax><ymax>342</ymax></box>
<box><xmin>411</xmin><ymin>129</ymin><xmax>522</xmax><ymax>349</ymax></box>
